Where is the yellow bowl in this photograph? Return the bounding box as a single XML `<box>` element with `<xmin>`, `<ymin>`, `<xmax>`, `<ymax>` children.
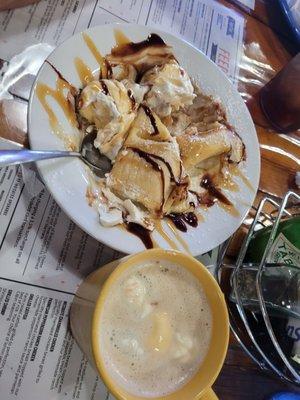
<box><xmin>91</xmin><ymin>249</ymin><xmax>229</xmax><ymax>400</ymax></box>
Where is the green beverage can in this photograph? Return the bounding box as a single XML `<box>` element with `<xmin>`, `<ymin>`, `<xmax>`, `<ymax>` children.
<box><xmin>246</xmin><ymin>216</ymin><xmax>300</xmax><ymax>266</ymax></box>
<box><xmin>246</xmin><ymin>215</ymin><xmax>300</xmax><ymax>368</ymax></box>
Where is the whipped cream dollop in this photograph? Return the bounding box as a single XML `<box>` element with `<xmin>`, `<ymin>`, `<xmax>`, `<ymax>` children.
<box><xmin>111</xmin><ymin>64</ymin><xmax>137</xmax><ymax>81</ymax></box>
<box><xmin>124</xmin><ymin>276</ymin><xmax>146</xmax><ymax>306</ymax></box>
<box><xmin>78</xmin><ymin>79</ymin><xmax>143</xmax><ymax>161</ymax></box>
<box><xmin>173</xmin><ymin>333</ymin><xmax>194</xmax><ymax>363</ymax></box>
<box><xmin>79</xmin><ymin>80</ymin><xmax>120</xmax><ymax>127</ymax></box>
<box><xmin>123</xmin><ymin>276</ymin><xmax>155</xmax><ymax>319</ymax></box>
<box><xmin>94</xmin><ymin>185</ymin><xmax>154</xmax><ymax>230</ymax></box>
<box><xmin>141</xmin><ymin>60</ymin><xmax>196</xmax><ymax>118</ymax></box>
<box><xmin>122</xmin><ymin>79</ymin><xmax>149</xmax><ymax>105</ymax></box>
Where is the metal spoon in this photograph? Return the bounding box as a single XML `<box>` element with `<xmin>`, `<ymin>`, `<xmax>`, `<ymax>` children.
<box><xmin>0</xmin><ymin>132</ymin><xmax>111</xmax><ymax>177</ymax></box>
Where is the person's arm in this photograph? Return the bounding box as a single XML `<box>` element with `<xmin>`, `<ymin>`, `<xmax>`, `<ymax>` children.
<box><xmin>0</xmin><ymin>0</ymin><xmax>39</xmax><ymax>11</ymax></box>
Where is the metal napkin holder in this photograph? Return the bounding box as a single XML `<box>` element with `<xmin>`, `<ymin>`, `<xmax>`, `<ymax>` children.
<box><xmin>215</xmin><ymin>190</ymin><xmax>300</xmax><ymax>385</ymax></box>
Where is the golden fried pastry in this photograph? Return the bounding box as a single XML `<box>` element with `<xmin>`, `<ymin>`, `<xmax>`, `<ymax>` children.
<box><xmin>177</xmin><ymin>123</ymin><xmax>245</xmax><ymax>175</ymax></box>
<box><xmin>107</xmin><ymin>34</ymin><xmax>175</xmax><ymax>74</ymax></box>
<box><xmin>107</xmin><ymin>106</ymin><xmax>188</xmax><ymax>216</ymax></box>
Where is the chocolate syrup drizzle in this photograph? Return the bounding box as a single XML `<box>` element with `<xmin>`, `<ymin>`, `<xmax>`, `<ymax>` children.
<box><xmin>128</xmin><ymin>148</ymin><xmax>198</xmax><ymax>238</ymax></box>
<box><xmin>167</xmin><ymin>212</ymin><xmax>198</xmax><ymax>233</ymax></box>
<box><xmin>100</xmin><ymin>81</ymin><xmax>109</xmax><ymax>95</ymax></box>
<box><xmin>200</xmin><ymin>174</ymin><xmax>232</xmax><ymax>206</ymax></box>
<box><xmin>127</xmin><ymin>89</ymin><xmax>136</xmax><ymax>109</ymax></box>
<box><xmin>142</xmin><ymin>105</ymin><xmax>159</xmax><ymax>135</ymax></box>
<box><xmin>105</xmin><ymin>59</ymin><xmax>113</xmax><ymax>79</ymax></box>
<box><xmin>130</xmin><ymin>148</ymin><xmax>165</xmax><ymax>214</ymax></box>
<box><xmin>130</xmin><ymin>149</ymin><xmax>160</xmax><ymax>172</ymax></box>
<box><xmin>45</xmin><ymin>60</ymin><xmax>80</xmax><ymax>127</ymax></box>
<box><xmin>165</xmin><ymin>175</ymin><xmax>233</xmax><ymax>236</ymax></box>
<box><xmin>126</xmin><ymin>222</ymin><xmax>153</xmax><ymax>249</ymax></box>
<box><xmin>128</xmin><ymin>146</ymin><xmax>180</xmax><ymax>186</ymax></box>
<box><xmin>45</xmin><ymin>60</ymin><xmax>72</xmax><ymax>86</ymax></box>
<box><xmin>183</xmin><ymin>212</ymin><xmax>198</xmax><ymax>227</ymax></box>
<box><xmin>159</xmin><ymin>173</ymin><xmax>234</xmax><ymax>242</ymax></box>
<box><xmin>111</xmin><ymin>33</ymin><xmax>167</xmax><ymax>57</ymax></box>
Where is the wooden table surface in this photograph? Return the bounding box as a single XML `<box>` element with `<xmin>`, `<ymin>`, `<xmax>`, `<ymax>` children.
<box><xmin>0</xmin><ymin>1</ymin><xmax>300</xmax><ymax>399</ymax></box>
<box><xmin>214</xmin><ymin>1</ymin><xmax>300</xmax><ymax>399</ymax></box>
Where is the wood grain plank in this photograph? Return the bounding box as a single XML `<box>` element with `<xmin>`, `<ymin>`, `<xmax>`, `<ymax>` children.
<box><xmin>0</xmin><ymin>99</ymin><xmax>28</xmax><ymax>146</ymax></box>
<box><xmin>214</xmin><ymin>362</ymin><xmax>296</xmax><ymax>400</ymax></box>
<box><xmin>257</xmin><ymin>125</ymin><xmax>300</xmax><ymax>197</ymax></box>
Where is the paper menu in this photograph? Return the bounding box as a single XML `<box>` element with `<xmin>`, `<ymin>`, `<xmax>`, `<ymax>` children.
<box><xmin>0</xmin><ymin>164</ymin><xmax>122</xmax><ymax>294</ymax></box>
<box><xmin>0</xmin><ymin>279</ymin><xmax>109</xmax><ymax>400</ymax></box>
<box><xmin>0</xmin><ymin>0</ymin><xmax>245</xmax><ymax>85</ymax></box>
<box><xmin>0</xmin><ymin>0</ymin><xmax>94</xmax><ymax>61</ymax></box>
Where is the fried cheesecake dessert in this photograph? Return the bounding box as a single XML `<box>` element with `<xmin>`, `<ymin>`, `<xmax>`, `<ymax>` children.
<box><xmin>75</xmin><ymin>34</ymin><xmax>245</xmax><ymax>236</ymax></box>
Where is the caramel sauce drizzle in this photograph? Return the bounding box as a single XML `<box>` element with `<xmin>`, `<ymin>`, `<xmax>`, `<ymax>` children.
<box><xmin>114</xmin><ymin>29</ymin><xmax>131</xmax><ymax>47</ymax></box>
<box><xmin>165</xmin><ymin>220</ymin><xmax>191</xmax><ymax>254</ymax></box>
<box><xmin>196</xmin><ymin>212</ymin><xmax>205</xmax><ymax>223</ymax></box>
<box><xmin>86</xmin><ymin>185</ymin><xmax>97</xmax><ymax>206</ymax></box>
<box><xmin>82</xmin><ymin>32</ymin><xmax>110</xmax><ymax>78</ymax></box>
<box><xmin>219</xmin><ymin>202</ymin><xmax>240</xmax><ymax>217</ymax></box>
<box><xmin>155</xmin><ymin>220</ymin><xmax>179</xmax><ymax>251</ymax></box>
<box><xmin>229</xmin><ymin>164</ymin><xmax>254</xmax><ymax>192</ymax></box>
<box><xmin>219</xmin><ymin>173</ymin><xmax>239</xmax><ymax>192</ymax></box>
<box><xmin>36</xmin><ymin>78</ymin><xmax>78</xmax><ymax>150</ymax></box>
<box><xmin>74</xmin><ymin>57</ymin><xmax>93</xmax><ymax>85</ymax></box>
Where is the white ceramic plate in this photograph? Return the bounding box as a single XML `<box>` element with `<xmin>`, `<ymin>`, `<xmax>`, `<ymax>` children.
<box><xmin>28</xmin><ymin>23</ymin><xmax>260</xmax><ymax>256</ymax></box>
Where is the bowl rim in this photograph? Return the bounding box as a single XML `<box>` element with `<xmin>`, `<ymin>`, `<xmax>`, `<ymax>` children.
<box><xmin>91</xmin><ymin>249</ymin><xmax>229</xmax><ymax>400</ymax></box>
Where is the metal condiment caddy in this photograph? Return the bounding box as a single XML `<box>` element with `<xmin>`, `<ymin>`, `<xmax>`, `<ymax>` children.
<box><xmin>216</xmin><ymin>190</ymin><xmax>300</xmax><ymax>385</ymax></box>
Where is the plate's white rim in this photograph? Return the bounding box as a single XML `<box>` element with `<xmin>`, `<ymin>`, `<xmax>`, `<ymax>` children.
<box><xmin>28</xmin><ymin>23</ymin><xmax>260</xmax><ymax>256</ymax></box>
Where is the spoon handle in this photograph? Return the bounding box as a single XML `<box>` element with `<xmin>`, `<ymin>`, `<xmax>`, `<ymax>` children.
<box><xmin>0</xmin><ymin>150</ymin><xmax>80</xmax><ymax>167</ymax></box>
